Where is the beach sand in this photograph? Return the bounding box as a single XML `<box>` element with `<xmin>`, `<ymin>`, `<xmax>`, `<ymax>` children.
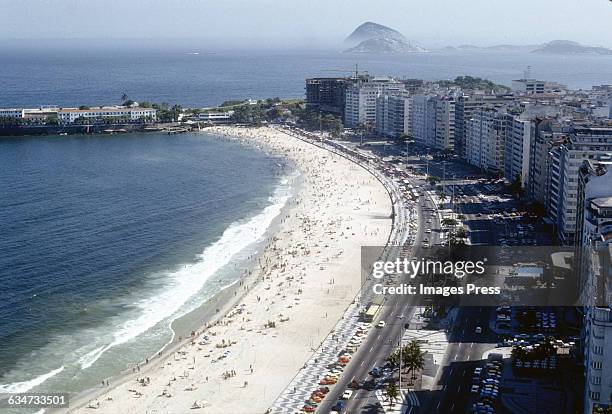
<box><xmin>68</xmin><ymin>126</ymin><xmax>392</xmax><ymax>414</ymax></box>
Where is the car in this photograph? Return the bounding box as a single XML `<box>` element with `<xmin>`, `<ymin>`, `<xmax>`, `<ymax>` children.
<box><xmin>364</xmin><ymin>379</ymin><xmax>377</xmax><ymax>390</ymax></box>
<box><xmin>475</xmin><ymin>326</ymin><xmax>483</xmax><ymax>334</ymax></box>
<box><xmin>470</xmin><ymin>384</ymin><xmax>480</xmax><ymax>394</ymax></box>
<box><xmin>377</xmin><ymin>320</ymin><xmax>386</xmax><ymax>328</ymax></box>
<box><xmin>333</xmin><ymin>400</ymin><xmax>346</xmax><ymax>412</ymax></box>
<box><xmin>341</xmin><ymin>390</ymin><xmax>353</xmax><ymax>400</ymax></box>
<box><xmin>369</xmin><ymin>367</ymin><xmax>381</xmax><ymax>377</ymax></box>
<box><xmin>425</xmin><ymin>229</ymin><xmax>432</xmax><ymax>233</ymax></box>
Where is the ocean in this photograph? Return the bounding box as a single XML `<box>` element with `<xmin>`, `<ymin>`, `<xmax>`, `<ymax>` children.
<box><xmin>0</xmin><ymin>45</ymin><xmax>611</xmax><ymax>404</ymax></box>
<box><xmin>0</xmin><ymin>47</ymin><xmax>611</xmax><ymax>109</ymax></box>
<box><xmin>0</xmin><ymin>132</ymin><xmax>294</xmax><ymax>402</ymax></box>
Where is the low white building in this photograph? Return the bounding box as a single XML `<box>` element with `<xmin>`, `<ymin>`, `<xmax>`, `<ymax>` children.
<box><xmin>57</xmin><ymin>107</ymin><xmax>157</xmax><ymax>123</ymax></box>
<box><xmin>0</xmin><ymin>108</ymin><xmax>25</xmax><ymax>118</ymax></box>
<box><xmin>195</xmin><ymin>111</ymin><xmax>234</xmax><ymax>124</ymax></box>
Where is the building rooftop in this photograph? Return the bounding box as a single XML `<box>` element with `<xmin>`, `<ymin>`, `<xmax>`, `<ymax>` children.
<box><xmin>59</xmin><ymin>106</ymin><xmax>154</xmax><ymax>113</ymax></box>
<box><xmin>591</xmin><ymin>197</ymin><xmax>612</xmax><ymax>209</ymax></box>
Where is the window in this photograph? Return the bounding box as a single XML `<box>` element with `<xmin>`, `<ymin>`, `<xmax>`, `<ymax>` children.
<box><xmin>591</xmin><ymin>391</ymin><xmax>600</xmax><ymax>401</ymax></box>
<box><xmin>592</xmin><ymin>376</ymin><xmax>601</xmax><ymax>385</ymax></box>
<box><xmin>592</xmin><ymin>360</ymin><xmax>602</xmax><ymax>370</ymax></box>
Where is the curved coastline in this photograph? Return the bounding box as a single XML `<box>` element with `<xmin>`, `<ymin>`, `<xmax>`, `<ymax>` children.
<box><xmin>65</xmin><ymin>126</ymin><xmax>394</xmax><ymax>414</ymax></box>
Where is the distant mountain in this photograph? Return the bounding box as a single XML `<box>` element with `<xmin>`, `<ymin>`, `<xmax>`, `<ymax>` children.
<box><xmin>531</xmin><ymin>40</ymin><xmax>612</xmax><ymax>55</ymax></box>
<box><xmin>344</xmin><ymin>22</ymin><xmax>406</xmax><ymax>46</ymax></box>
<box><xmin>342</xmin><ymin>22</ymin><xmax>426</xmax><ymax>54</ymax></box>
<box><xmin>484</xmin><ymin>44</ymin><xmax>538</xmax><ymax>52</ymax></box>
<box><xmin>344</xmin><ymin>37</ymin><xmax>427</xmax><ymax>54</ymax></box>
<box><xmin>455</xmin><ymin>44</ymin><xmax>537</xmax><ymax>52</ymax></box>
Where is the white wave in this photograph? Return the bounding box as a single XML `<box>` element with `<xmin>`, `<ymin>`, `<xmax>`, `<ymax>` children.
<box><xmin>0</xmin><ymin>366</ymin><xmax>64</xmax><ymax>393</ymax></box>
<box><xmin>78</xmin><ymin>179</ymin><xmax>294</xmax><ymax>369</ymax></box>
<box><xmin>77</xmin><ymin>346</ymin><xmax>105</xmax><ymax>370</ymax></box>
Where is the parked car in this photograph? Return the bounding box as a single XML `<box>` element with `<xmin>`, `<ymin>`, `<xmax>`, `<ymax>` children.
<box><xmin>341</xmin><ymin>390</ymin><xmax>353</xmax><ymax>400</ymax></box>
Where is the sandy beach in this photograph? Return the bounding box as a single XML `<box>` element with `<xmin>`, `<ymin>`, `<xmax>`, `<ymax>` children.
<box><xmin>68</xmin><ymin>126</ymin><xmax>392</xmax><ymax>414</ymax></box>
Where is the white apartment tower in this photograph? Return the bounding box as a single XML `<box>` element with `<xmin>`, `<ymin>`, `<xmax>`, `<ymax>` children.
<box><xmin>344</xmin><ymin>76</ymin><xmax>405</xmax><ymax>128</ymax></box>
<box><xmin>547</xmin><ymin>127</ymin><xmax>612</xmax><ymax>245</ymax></box>
<box><xmin>577</xmin><ymin>160</ymin><xmax>612</xmax><ymax>414</ymax></box>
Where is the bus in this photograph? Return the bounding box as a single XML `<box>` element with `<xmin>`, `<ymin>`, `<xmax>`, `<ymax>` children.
<box><xmin>364</xmin><ymin>304</ymin><xmax>381</xmax><ymax>323</ymax></box>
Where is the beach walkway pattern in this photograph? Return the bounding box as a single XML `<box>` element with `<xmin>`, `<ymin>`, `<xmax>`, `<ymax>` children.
<box><xmin>268</xmin><ymin>300</ymin><xmax>366</xmax><ymax>413</ymax></box>
<box><xmin>267</xmin><ymin>129</ymin><xmax>416</xmax><ymax>414</ymax></box>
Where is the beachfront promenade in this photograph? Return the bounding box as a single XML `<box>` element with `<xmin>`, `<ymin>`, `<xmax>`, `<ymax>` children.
<box><xmin>68</xmin><ymin>126</ymin><xmax>395</xmax><ymax>414</ymax></box>
<box><xmin>266</xmin><ymin>126</ymin><xmax>415</xmax><ymax>414</ymax></box>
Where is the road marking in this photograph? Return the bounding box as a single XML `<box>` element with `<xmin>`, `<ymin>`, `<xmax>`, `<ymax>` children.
<box><xmin>470</xmin><ymin>342</ymin><xmax>474</xmax><ymax>348</ymax></box>
<box><xmin>467</xmin><ymin>355</ymin><xmax>471</xmax><ymax>361</ymax></box>
<box><xmin>436</xmin><ymin>401</ymin><xmax>441</xmax><ymax>410</ymax></box>
<box><xmin>449</xmin><ymin>368</ymin><xmax>453</xmax><ymax>376</ymax></box>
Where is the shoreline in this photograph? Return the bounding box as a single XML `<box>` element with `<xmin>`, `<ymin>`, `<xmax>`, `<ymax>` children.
<box><xmin>66</xmin><ymin>125</ymin><xmax>393</xmax><ymax>414</ymax></box>
<box><xmin>57</xmin><ymin>132</ymin><xmax>303</xmax><ymax>413</ymax></box>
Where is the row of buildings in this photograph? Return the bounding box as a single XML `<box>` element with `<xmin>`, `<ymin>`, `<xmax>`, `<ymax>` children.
<box><xmin>576</xmin><ymin>158</ymin><xmax>612</xmax><ymax>414</ymax></box>
<box><xmin>306</xmin><ymin>75</ymin><xmax>612</xmax><ymax>246</ymax></box>
<box><xmin>0</xmin><ymin>105</ymin><xmax>157</xmax><ymax>123</ymax></box>
<box><xmin>307</xmin><ymin>74</ymin><xmax>612</xmax><ymax>413</ymax></box>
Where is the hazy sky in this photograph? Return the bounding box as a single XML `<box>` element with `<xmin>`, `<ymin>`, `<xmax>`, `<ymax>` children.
<box><xmin>1</xmin><ymin>0</ymin><xmax>611</xmax><ymax>48</ymax></box>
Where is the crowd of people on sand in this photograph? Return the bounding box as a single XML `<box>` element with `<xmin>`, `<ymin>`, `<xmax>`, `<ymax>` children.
<box><xmin>79</xmin><ymin>126</ymin><xmax>387</xmax><ymax>413</ymax></box>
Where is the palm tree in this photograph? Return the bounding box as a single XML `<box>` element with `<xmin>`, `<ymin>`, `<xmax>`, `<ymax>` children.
<box><xmin>437</xmin><ymin>190</ymin><xmax>448</xmax><ymax>203</ymax></box>
<box><xmin>387</xmin><ymin>349</ymin><xmax>400</xmax><ymax>368</ymax></box>
<box><xmin>455</xmin><ymin>227</ymin><xmax>468</xmax><ymax>240</ymax></box>
<box><xmin>405</xmin><ymin>340</ymin><xmax>425</xmax><ymax>381</ymax></box>
<box><xmin>386</xmin><ymin>381</ymin><xmax>399</xmax><ymax>407</ymax></box>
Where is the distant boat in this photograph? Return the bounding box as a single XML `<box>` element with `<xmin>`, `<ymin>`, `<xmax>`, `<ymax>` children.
<box><xmin>186</xmin><ymin>52</ymin><xmax>200</xmax><ymax>55</ymax></box>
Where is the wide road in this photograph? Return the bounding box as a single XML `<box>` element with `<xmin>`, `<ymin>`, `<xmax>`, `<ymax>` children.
<box><xmin>316</xmin><ymin>152</ymin><xmax>443</xmax><ymax>414</ymax></box>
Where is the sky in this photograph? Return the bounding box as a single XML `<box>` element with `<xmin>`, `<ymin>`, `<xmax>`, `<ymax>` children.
<box><xmin>1</xmin><ymin>0</ymin><xmax>611</xmax><ymax>48</ymax></box>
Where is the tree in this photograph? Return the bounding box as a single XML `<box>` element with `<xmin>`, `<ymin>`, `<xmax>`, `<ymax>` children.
<box><xmin>231</xmin><ymin>105</ymin><xmax>264</xmax><ymax>125</ymax></box>
<box><xmin>386</xmin><ymin>381</ymin><xmax>399</xmax><ymax>406</ymax></box>
<box><xmin>120</xmin><ymin>93</ymin><xmax>129</xmax><ymax>104</ymax></box>
<box><xmin>441</xmin><ymin>218</ymin><xmax>458</xmax><ymax>227</ymax></box>
<box><xmin>455</xmin><ymin>227</ymin><xmax>468</xmax><ymax>240</ymax></box>
<box><xmin>405</xmin><ymin>340</ymin><xmax>425</xmax><ymax>381</ymax></box>
<box><xmin>79</xmin><ymin>105</ymin><xmax>90</xmax><ymax>110</ymax></box>
<box><xmin>511</xmin><ymin>345</ymin><xmax>527</xmax><ymax>362</ymax></box>
<box><xmin>321</xmin><ymin>114</ymin><xmax>343</xmax><ymax>137</ymax></box>
<box><xmin>427</xmin><ymin>175</ymin><xmax>440</xmax><ymax>186</ymax></box>
<box><xmin>387</xmin><ymin>349</ymin><xmax>400</xmax><ymax>368</ymax></box>
<box><xmin>437</xmin><ymin>189</ymin><xmax>448</xmax><ymax>203</ymax></box>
